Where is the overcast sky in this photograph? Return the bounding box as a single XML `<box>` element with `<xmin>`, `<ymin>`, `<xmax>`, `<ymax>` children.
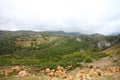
<box><xmin>0</xmin><ymin>0</ymin><xmax>120</xmax><ymax>35</ymax></box>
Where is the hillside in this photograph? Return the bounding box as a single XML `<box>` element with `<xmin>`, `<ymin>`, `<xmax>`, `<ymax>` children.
<box><xmin>0</xmin><ymin>30</ymin><xmax>120</xmax><ymax>80</ymax></box>
<box><xmin>0</xmin><ymin>44</ymin><xmax>120</xmax><ymax>80</ymax></box>
<box><xmin>102</xmin><ymin>43</ymin><xmax>120</xmax><ymax>54</ymax></box>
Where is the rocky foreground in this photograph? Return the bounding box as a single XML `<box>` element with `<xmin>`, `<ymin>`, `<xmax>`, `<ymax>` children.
<box><xmin>0</xmin><ymin>65</ymin><xmax>120</xmax><ymax>80</ymax></box>
<box><xmin>1</xmin><ymin>55</ymin><xmax>120</xmax><ymax>80</ymax></box>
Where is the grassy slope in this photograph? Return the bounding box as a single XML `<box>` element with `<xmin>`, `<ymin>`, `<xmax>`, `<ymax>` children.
<box><xmin>102</xmin><ymin>43</ymin><xmax>120</xmax><ymax>54</ymax></box>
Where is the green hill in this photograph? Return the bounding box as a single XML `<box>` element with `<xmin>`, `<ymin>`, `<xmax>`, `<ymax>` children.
<box><xmin>0</xmin><ymin>30</ymin><xmax>120</xmax><ymax>70</ymax></box>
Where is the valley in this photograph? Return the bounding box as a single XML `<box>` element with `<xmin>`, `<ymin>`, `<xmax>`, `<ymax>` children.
<box><xmin>0</xmin><ymin>30</ymin><xmax>120</xmax><ymax>80</ymax></box>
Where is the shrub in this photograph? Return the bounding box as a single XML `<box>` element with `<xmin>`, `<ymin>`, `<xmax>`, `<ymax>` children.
<box><xmin>84</xmin><ymin>56</ymin><xmax>92</xmax><ymax>63</ymax></box>
<box><xmin>116</xmin><ymin>50</ymin><xmax>120</xmax><ymax>55</ymax></box>
<box><xmin>97</xmin><ymin>52</ymin><xmax>108</xmax><ymax>58</ymax></box>
<box><xmin>108</xmin><ymin>53</ymin><xmax>113</xmax><ymax>58</ymax></box>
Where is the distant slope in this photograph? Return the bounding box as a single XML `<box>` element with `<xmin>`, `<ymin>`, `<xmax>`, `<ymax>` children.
<box><xmin>102</xmin><ymin>43</ymin><xmax>120</xmax><ymax>53</ymax></box>
<box><xmin>0</xmin><ymin>30</ymin><xmax>82</xmax><ymax>37</ymax></box>
<box><xmin>40</xmin><ymin>31</ymin><xmax>81</xmax><ymax>36</ymax></box>
<box><xmin>0</xmin><ymin>30</ymin><xmax>38</xmax><ymax>37</ymax></box>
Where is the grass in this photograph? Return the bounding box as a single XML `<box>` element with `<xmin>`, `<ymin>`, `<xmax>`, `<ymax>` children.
<box><xmin>106</xmin><ymin>75</ymin><xmax>113</xmax><ymax>80</ymax></box>
<box><xmin>0</xmin><ymin>51</ymin><xmax>108</xmax><ymax>70</ymax></box>
<box><xmin>4</xmin><ymin>77</ymin><xmax>41</xmax><ymax>80</ymax></box>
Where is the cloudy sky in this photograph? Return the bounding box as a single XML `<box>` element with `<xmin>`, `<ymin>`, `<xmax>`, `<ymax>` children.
<box><xmin>0</xmin><ymin>0</ymin><xmax>120</xmax><ymax>35</ymax></box>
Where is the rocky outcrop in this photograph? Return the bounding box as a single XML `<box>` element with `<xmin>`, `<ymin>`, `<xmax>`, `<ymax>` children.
<box><xmin>18</xmin><ymin>70</ymin><xmax>31</xmax><ymax>77</ymax></box>
<box><xmin>76</xmin><ymin>38</ymin><xmax>82</xmax><ymax>42</ymax></box>
<box><xmin>97</xmin><ymin>39</ymin><xmax>111</xmax><ymax>49</ymax></box>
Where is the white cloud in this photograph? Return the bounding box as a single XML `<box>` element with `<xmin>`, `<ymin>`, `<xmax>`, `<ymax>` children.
<box><xmin>0</xmin><ymin>0</ymin><xmax>120</xmax><ymax>34</ymax></box>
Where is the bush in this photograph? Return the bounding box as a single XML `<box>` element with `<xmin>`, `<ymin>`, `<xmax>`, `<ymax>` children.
<box><xmin>97</xmin><ymin>52</ymin><xmax>108</xmax><ymax>58</ymax></box>
<box><xmin>84</xmin><ymin>56</ymin><xmax>92</xmax><ymax>63</ymax></box>
<box><xmin>116</xmin><ymin>50</ymin><xmax>120</xmax><ymax>55</ymax></box>
<box><xmin>108</xmin><ymin>53</ymin><xmax>113</xmax><ymax>58</ymax></box>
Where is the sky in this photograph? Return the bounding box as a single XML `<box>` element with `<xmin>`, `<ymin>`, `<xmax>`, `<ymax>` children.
<box><xmin>0</xmin><ymin>0</ymin><xmax>120</xmax><ymax>35</ymax></box>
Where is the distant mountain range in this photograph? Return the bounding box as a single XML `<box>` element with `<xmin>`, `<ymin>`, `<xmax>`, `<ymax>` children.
<box><xmin>110</xmin><ymin>32</ymin><xmax>120</xmax><ymax>36</ymax></box>
<box><xmin>0</xmin><ymin>30</ymin><xmax>82</xmax><ymax>36</ymax></box>
<box><xmin>40</xmin><ymin>31</ymin><xmax>81</xmax><ymax>36</ymax></box>
<box><xmin>0</xmin><ymin>30</ymin><xmax>119</xmax><ymax>36</ymax></box>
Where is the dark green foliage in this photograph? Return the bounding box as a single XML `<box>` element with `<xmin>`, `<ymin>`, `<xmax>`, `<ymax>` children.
<box><xmin>0</xmin><ymin>37</ymin><xmax>16</xmax><ymax>55</ymax></box>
